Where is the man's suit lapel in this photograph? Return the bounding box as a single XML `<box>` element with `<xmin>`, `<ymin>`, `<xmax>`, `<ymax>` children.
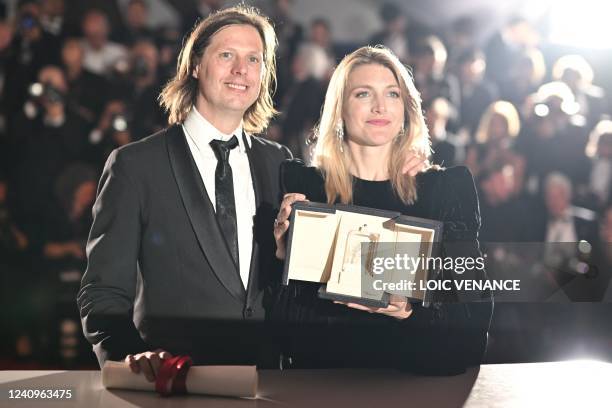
<box><xmin>243</xmin><ymin>132</ymin><xmax>264</xmax><ymax>208</ymax></box>
<box><xmin>166</xmin><ymin>125</ymin><xmax>246</xmax><ymax>302</ymax></box>
<box><xmin>243</xmin><ymin>133</ymin><xmax>267</xmax><ymax>296</ymax></box>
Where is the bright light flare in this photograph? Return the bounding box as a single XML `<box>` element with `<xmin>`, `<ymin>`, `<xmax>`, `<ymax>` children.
<box><xmin>549</xmin><ymin>0</ymin><xmax>612</xmax><ymax>49</ymax></box>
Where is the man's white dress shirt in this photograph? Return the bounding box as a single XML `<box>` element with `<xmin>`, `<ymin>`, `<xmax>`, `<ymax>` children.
<box><xmin>546</xmin><ymin>211</ymin><xmax>577</xmax><ymax>243</ymax></box>
<box><xmin>182</xmin><ymin>107</ymin><xmax>256</xmax><ymax>288</ymax></box>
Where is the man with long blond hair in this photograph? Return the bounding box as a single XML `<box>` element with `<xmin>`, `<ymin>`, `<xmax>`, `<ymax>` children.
<box><xmin>77</xmin><ymin>6</ymin><xmax>292</xmax><ymax>378</ymax></box>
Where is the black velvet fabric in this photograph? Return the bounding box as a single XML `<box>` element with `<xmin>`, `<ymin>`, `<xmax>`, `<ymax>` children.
<box><xmin>274</xmin><ymin>159</ymin><xmax>493</xmax><ymax>375</ymax></box>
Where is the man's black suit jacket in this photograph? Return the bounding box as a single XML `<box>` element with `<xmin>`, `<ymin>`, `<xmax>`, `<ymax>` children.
<box><xmin>77</xmin><ymin>124</ymin><xmax>291</xmax><ymax>367</ymax></box>
<box><xmin>530</xmin><ymin>206</ymin><xmax>598</xmax><ymax>244</ymax></box>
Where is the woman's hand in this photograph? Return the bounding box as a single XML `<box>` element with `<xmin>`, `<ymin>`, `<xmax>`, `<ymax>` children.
<box><xmin>402</xmin><ymin>150</ymin><xmax>429</xmax><ymax>177</ymax></box>
<box><xmin>335</xmin><ymin>295</ymin><xmax>413</xmax><ymax>320</ymax></box>
<box><xmin>274</xmin><ymin>193</ymin><xmax>308</xmax><ymax>260</ymax></box>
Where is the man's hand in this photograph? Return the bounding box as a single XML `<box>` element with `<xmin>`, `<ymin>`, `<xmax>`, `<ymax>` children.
<box><xmin>125</xmin><ymin>349</ymin><xmax>173</xmax><ymax>382</ymax></box>
<box><xmin>402</xmin><ymin>150</ymin><xmax>429</xmax><ymax>177</ymax></box>
<box><xmin>274</xmin><ymin>193</ymin><xmax>307</xmax><ymax>260</ymax></box>
<box><xmin>335</xmin><ymin>295</ymin><xmax>413</xmax><ymax>320</ymax></box>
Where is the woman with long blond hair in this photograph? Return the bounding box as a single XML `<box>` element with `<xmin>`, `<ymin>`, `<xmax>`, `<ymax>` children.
<box><xmin>465</xmin><ymin>100</ymin><xmax>525</xmax><ymax>195</ymax></box>
<box><xmin>272</xmin><ymin>46</ymin><xmax>492</xmax><ymax>374</ymax></box>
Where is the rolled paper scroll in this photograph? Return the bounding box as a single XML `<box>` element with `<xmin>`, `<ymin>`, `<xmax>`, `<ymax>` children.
<box><xmin>102</xmin><ymin>360</ymin><xmax>258</xmax><ymax>398</ymax></box>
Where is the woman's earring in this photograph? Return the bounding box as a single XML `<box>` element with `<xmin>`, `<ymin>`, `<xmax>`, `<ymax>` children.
<box><xmin>335</xmin><ymin>122</ymin><xmax>344</xmax><ymax>152</ymax></box>
<box><xmin>396</xmin><ymin>124</ymin><xmax>406</xmax><ymax>141</ymax></box>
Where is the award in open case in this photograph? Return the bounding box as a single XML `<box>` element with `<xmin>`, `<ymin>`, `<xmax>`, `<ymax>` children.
<box><xmin>282</xmin><ymin>201</ymin><xmax>444</xmax><ymax>307</ymax></box>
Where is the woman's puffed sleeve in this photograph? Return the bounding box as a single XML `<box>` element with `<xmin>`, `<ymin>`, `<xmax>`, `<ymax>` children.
<box><xmin>440</xmin><ymin>166</ymin><xmax>491</xmax><ymax>304</ymax></box>
<box><xmin>441</xmin><ymin>166</ymin><xmax>481</xmax><ymax>240</ymax></box>
<box><xmin>395</xmin><ymin>167</ymin><xmax>493</xmax><ymax>374</ymax></box>
<box><xmin>280</xmin><ymin>158</ymin><xmax>307</xmax><ymax>195</ymax></box>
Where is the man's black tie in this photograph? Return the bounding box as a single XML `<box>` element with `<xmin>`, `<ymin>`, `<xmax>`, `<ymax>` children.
<box><xmin>210</xmin><ymin>135</ymin><xmax>240</xmax><ymax>269</ymax></box>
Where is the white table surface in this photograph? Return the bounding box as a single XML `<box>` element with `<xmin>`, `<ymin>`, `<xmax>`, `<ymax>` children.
<box><xmin>1</xmin><ymin>360</ymin><xmax>610</xmax><ymax>407</ymax></box>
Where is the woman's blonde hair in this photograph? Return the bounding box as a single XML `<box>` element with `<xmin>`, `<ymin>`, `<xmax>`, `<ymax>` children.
<box><xmin>475</xmin><ymin>100</ymin><xmax>521</xmax><ymax>144</ymax></box>
<box><xmin>585</xmin><ymin>119</ymin><xmax>612</xmax><ymax>158</ymax></box>
<box><xmin>313</xmin><ymin>46</ymin><xmax>431</xmax><ymax>205</ymax></box>
<box><xmin>552</xmin><ymin>54</ymin><xmax>594</xmax><ymax>86</ymax></box>
<box><xmin>158</xmin><ymin>5</ymin><xmax>277</xmax><ymax>134</ymax></box>
<box><xmin>516</xmin><ymin>48</ymin><xmax>546</xmax><ymax>85</ymax></box>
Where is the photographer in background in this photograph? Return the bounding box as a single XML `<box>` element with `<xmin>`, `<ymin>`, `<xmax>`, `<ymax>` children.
<box><xmin>552</xmin><ymin>55</ymin><xmax>608</xmax><ymax>131</ymax></box>
<box><xmin>4</xmin><ymin>2</ymin><xmax>61</xmax><ymax>131</ymax></box>
<box><xmin>88</xmin><ymin>99</ymin><xmax>133</xmax><ymax>168</ymax></box>
<box><xmin>499</xmin><ymin>48</ymin><xmax>546</xmax><ymax>109</ymax></box>
<box><xmin>110</xmin><ymin>38</ymin><xmax>165</xmax><ymax>140</ymax></box>
<box><xmin>11</xmin><ymin>65</ymin><xmax>89</xmax><ymax>238</ymax></box>
<box><xmin>518</xmin><ymin>82</ymin><xmax>591</xmax><ymax>195</ymax></box>
<box><xmin>61</xmin><ymin>37</ymin><xmax>109</xmax><ymax>125</ymax></box>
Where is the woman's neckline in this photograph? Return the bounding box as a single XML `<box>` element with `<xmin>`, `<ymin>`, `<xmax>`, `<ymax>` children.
<box><xmin>352</xmin><ymin>175</ymin><xmax>390</xmax><ymax>183</ymax></box>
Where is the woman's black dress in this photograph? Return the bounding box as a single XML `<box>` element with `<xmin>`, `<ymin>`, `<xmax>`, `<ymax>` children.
<box><xmin>274</xmin><ymin>159</ymin><xmax>493</xmax><ymax>375</ymax></box>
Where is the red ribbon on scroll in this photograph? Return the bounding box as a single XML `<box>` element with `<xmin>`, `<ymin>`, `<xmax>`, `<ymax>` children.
<box><xmin>155</xmin><ymin>355</ymin><xmax>193</xmax><ymax>397</ymax></box>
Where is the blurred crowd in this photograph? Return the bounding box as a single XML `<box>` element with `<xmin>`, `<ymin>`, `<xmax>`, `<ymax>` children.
<box><xmin>0</xmin><ymin>0</ymin><xmax>611</xmax><ymax>368</ymax></box>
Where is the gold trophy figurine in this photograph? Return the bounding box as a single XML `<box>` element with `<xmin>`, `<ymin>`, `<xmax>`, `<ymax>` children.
<box><xmin>339</xmin><ymin>224</ymin><xmax>380</xmax><ymax>284</ymax></box>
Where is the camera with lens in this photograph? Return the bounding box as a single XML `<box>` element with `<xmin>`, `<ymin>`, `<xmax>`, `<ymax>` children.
<box><xmin>23</xmin><ymin>82</ymin><xmax>66</xmax><ymax>119</ymax></box>
<box><xmin>111</xmin><ymin>55</ymin><xmax>150</xmax><ymax>81</ymax></box>
<box><xmin>110</xmin><ymin>113</ymin><xmax>129</xmax><ymax>132</ymax></box>
<box><xmin>28</xmin><ymin>82</ymin><xmax>65</xmax><ymax>105</ymax></box>
<box><xmin>88</xmin><ymin>111</ymin><xmax>130</xmax><ymax>145</ymax></box>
